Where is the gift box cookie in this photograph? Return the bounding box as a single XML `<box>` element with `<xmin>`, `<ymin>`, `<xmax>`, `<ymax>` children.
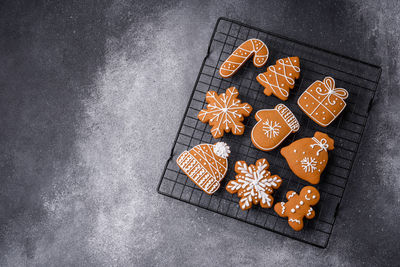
<box><xmin>298</xmin><ymin>76</ymin><xmax>349</xmax><ymax>127</ymax></box>
<box><xmin>177</xmin><ymin>142</ymin><xmax>230</xmax><ymax>195</ymax></box>
<box><xmin>251</xmin><ymin>104</ymin><xmax>300</xmax><ymax>151</ymax></box>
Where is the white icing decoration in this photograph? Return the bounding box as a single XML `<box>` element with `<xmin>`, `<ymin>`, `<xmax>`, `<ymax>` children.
<box><xmin>213</xmin><ymin>142</ymin><xmax>230</xmax><ymax>159</ymax></box>
<box><xmin>262</xmin><ymin>119</ymin><xmax>281</xmax><ymax>138</ymax></box>
<box><xmin>300</xmin><ymin>201</ymin><xmax>304</xmax><ymax>205</ymax></box>
<box><xmin>310</xmin><ymin>137</ymin><xmax>329</xmax><ymax>156</ymax></box>
<box><xmin>300</xmin><ymin>157</ymin><xmax>317</xmax><ymax>173</ymax></box>
<box><xmin>291</xmin><ymin>208</ymin><xmax>295</xmax><ymax>213</ymax></box>
<box><xmin>307</xmin><ymin>207</ymin><xmax>313</xmax><ymax>217</ymax></box>
<box><xmin>289</xmin><ymin>218</ymin><xmax>301</xmax><ymax>224</ymax></box>
<box><xmin>287</xmin><ymin>192</ymin><xmax>296</xmax><ymax>199</ymax></box>
<box><xmin>281</xmin><ymin>202</ymin><xmax>286</xmax><ymax>214</ymax></box>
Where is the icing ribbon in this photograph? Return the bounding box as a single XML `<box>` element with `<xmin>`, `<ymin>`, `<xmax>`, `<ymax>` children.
<box><xmin>310</xmin><ymin>137</ymin><xmax>329</xmax><ymax>156</ymax></box>
<box><xmin>315</xmin><ymin>77</ymin><xmax>349</xmax><ymax>105</ymax></box>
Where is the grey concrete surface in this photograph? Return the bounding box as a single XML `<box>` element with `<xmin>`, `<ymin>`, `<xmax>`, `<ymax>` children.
<box><xmin>0</xmin><ymin>0</ymin><xmax>399</xmax><ymax>266</ymax></box>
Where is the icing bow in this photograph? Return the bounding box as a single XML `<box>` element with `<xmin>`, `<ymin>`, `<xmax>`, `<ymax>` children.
<box><xmin>310</xmin><ymin>137</ymin><xmax>329</xmax><ymax>156</ymax></box>
<box><xmin>315</xmin><ymin>77</ymin><xmax>349</xmax><ymax>105</ymax></box>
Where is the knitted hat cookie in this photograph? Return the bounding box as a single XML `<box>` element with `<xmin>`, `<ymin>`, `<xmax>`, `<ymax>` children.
<box><xmin>198</xmin><ymin>87</ymin><xmax>253</xmax><ymax>139</ymax></box>
<box><xmin>274</xmin><ymin>186</ymin><xmax>320</xmax><ymax>231</ymax></box>
<box><xmin>298</xmin><ymin>76</ymin><xmax>349</xmax><ymax>127</ymax></box>
<box><xmin>176</xmin><ymin>142</ymin><xmax>230</xmax><ymax>195</ymax></box>
<box><xmin>219</xmin><ymin>39</ymin><xmax>269</xmax><ymax>78</ymax></box>
<box><xmin>226</xmin><ymin>158</ymin><xmax>282</xmax><ymax>210</ymax></box>
<box><xmin>251</xmin><ymin>104</ymin><xmax>300</xmax><ymax>151</ymax></box>
<box><xmin>281</xmin><ymin>132</ymin><xmax>334</xmax><ymax>184</ymax></box>
<box><xmin>256</xmin><ymin>57</ymin><xmax>300</xmax><ymax>101</ymax></box>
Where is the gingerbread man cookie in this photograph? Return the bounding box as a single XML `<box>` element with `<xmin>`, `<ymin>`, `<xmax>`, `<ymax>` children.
<box><xmin>256</xmin><ymin>57</ymin><xmax>300</xmax><ymax>101</ymax></box>
<box><xmin>251</xmin><ymin>104</ymin><xmax>300</xmax><ymax>151</ymax></box>
<box><xmin>219</xmin><ymin>39</ymin><xmax>269</xmax><ymax>78</ymax></box>
<box><xmin>198</xmin><ymin>87</ymin><xmax>253</xmax><ymax>139</ymax></box>
<box><xmin>177</xmin><ymin>142</ymin><xmax>230</xmax><ymax>195</ymax></box>
<box><xmin>281</xmin><ymin>132</ymin><xmax>334</xmax><ymax>184</ymax></box>
<box><xmin>226</xmin><ymin>158</ymin><xmax>282</xmax><ymax>210</ymax></box>
<box><xmin>298</xmin><ymin>76</ymin><xmax>349</xmax><ymax>127</ymax></box>
<box><xmin>274</xmin><ymin>186</ymin><xmax>320</xmax><ymax>231</ymax></box>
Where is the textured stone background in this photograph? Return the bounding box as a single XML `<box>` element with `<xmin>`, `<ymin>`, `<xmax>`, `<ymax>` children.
<box><xmin>0</xmin><ymin>0</ymin><xmax>399</xmax><ymax>266</ymax></box>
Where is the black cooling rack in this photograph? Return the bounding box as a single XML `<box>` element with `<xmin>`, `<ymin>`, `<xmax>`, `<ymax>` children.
<box><xmin>157</xmin><ymin>17</ymin><xmax>381</xmax><ymax>248</ymax></box>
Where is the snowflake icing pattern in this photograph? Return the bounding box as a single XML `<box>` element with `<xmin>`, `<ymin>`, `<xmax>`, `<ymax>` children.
<box><xmin>301</xmin><ymin>157</ymin><xmax>317</xmax><ymax>173</ymax></box>
<box><xmin>226</xmin><ymin>158</ymin><xmax>282</xmax><ymax>210</ymax></box>
<box><xmin>262</xmin><ymin>119</ymin><xmax>281</xmax><ymax>138</ymax></box>
<box><xmin>198</xmin><ymin>87</ymin><xmax>252</xmax><ymax>138</ymax></box>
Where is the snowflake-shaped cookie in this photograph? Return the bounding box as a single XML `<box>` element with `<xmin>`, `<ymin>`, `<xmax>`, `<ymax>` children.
<box><xmin>226</xmin><ymin>158</ymin><xmax>282</xmax><ymax>210</ymax></box>
<box><xmin>198</xmin><ymin>87</ymin><xmax>253</xmax><ymax>138</ymax></box>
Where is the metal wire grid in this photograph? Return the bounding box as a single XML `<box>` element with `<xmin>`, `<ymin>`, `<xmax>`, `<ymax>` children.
<box><xmin>157</xmin><ymin>17</ymin><xmax>381</xmax><ymax>248</ymax></box>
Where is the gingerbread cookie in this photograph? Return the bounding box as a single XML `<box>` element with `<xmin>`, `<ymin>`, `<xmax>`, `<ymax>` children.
<box><xmin>219</xmin><ymin>38</ymin><xmax>269</xmax><ymax>78</ymax></box>
<box><xmin>251</xmin><ymin>104</ymin><xmax>300</xmax><ymax>151</ymax></box>
<box><xmin>274</xmin><ymin>186</ymin><xmax>320</xmax><ymax>231</ymax></box>
<box><xmin>298</xmin><ymin>76</ymin><xmax>349</xmax><ymax>127</ymax></box>
<box><xmin>177</xmin><ymin>142</ymin><xmax>230</xmax><ymax>195</ymax></box>
<box><xmin>226</xmin><ymin>158</ymin><xmax>282</xmax><ymax>210</ymax></box>
<box><xmin>256</xmin><ymin>57</ymin><xmax>300</xmax><ymax>101</ymax></box>
<box><xmin>198</xmin><ymin>87</ymin><xmax>253</xmax><ymax>139</ymax></box>
<box><xmin>281</xmin><ymin>132</ymin><xmax>334</xmax><ymax>184</ymax></box>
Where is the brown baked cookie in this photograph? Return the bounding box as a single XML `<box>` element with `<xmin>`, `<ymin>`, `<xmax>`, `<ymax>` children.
<box><xmin>177</xmin><ymin>142</ymin><xmax>230</xmax><ymax>195</ymax></box>
<box><xmin>226</xmin><ymin>158</ymin><xmax>282</xmax><ymax>210</ymax></box>
<box><xmin>219</xmin><ymin>39</ymin><xmax>269</xmax><ymax>78</ymax></box>
<box><xmin>198</xmin><ymin>87</ymin><xmax>253</xmax><ymax>139</ymax></box>
<box><xmin>251</xmin><ymin>104</ymin><xmax>300</xmax><ymax>151</ymax></box>
<box><xmin>281</xmin><ymin>131</ymin><xmax>334</xmax><ymax>184</ymax></box>
<box><xmin>256</xmin><ymin>57</ymin><xmax>300</xmax><ymax>101</ymax></box>
<box><xmin>274</xmin><ymin>186</ymin><xmax>320</xmax><ymax>231</ymax></box>
<box><xmin>298</xmin><ymin>76</ymin><xmax>349</xmax><ymax>127</ymax></box>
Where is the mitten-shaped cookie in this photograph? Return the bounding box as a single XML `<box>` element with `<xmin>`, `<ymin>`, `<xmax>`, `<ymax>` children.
<box><xmin>226</xmin><ymin>158</ymin><xmax>282</xmax><ymax>210</ymax></box>
<box><xmin>219</xmin><ymin>39</ymin><xmax>269</xmax><ymax>78</ymax></box>
<box><xmin>274</xmin><ymin>186</ymin><xmax>320</xmax><ymax>231</ymax></box>
<box><xmin>281</xmin><ymin>131</ymin><xmax>334</xmax><ymax>184</ymax></box>
<box><xmin>251</xmin><ymin>104</ymin><xmax>300</xmax><ymax>151</ymax></box>
<box><xmin>256</xmin><ymin>57</ymin><xmax>300</xmax><ymax>101</ymax></box>
<box><xmin>177</xmin><ymin>142</ymin><xmax>230</xmax><ymax>195</ymax></box>
<box><xmin>298</xmin><ymin>76</ymin><xmax>349</xmax><ymax>127</ymax></box>
<box><xmin>198</xmin><ymin>87</ymin><xmax>253</xmax><ymax>139</ymax></box>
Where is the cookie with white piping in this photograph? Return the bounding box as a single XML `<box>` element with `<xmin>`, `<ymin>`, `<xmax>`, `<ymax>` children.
<box><xmin>176</xmin><ymin>142</ymin><xmax>230</xmax><ymax>195</ymax></box>
<box><xmin>274</xmin><ymin>186</ymin><xmax>320</xmax><ymax>231</ymax></box>
<box><xmin>251</xmin><ymin>103</ymin><xmax>300</xmax><ymax>151</ymax></box>
<box><xmin>198</xmin><ymin>87</ymin><xmax>253</xmax><ymax>139</ymax></box>
<box><xmin>226</xmin><ymin>158</ymin><xmax>282</xmax><ymax>210</ymax></box>
<box><xmin>219</xmin><ymin>39</ymin><xmax>269</xmax><ymax>78</ymax></box>
<box><xmin>281</xmin><ymin>131</ymin><xmax>334</xmax><ymax>184</ymax></box>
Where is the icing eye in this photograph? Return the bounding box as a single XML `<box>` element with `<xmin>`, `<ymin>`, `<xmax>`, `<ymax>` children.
<box><xmin>312</xmin><ymin>195</ymin><xmax>316</xmax><ymax>199</ymax></box>
<box><xmin>291</xmin><ymin>209</ymin><xmax>295</xmax><ymax>213</ymax></box>
<box><xmin>300</xmin><ymin>201</ymin><xmax>304</xmax><ymax>205</ymax></box>
<box><xmin>307</xmin><ymin>190</ymin><xmax>311</xmax><ymax>193</ymax></box>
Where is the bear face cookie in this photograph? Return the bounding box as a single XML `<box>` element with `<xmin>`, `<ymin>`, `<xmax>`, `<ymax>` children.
<box><xmin>298</xmin><ymin>76</ymin><xmax>349</xmax><ymax>127</ymax></box>
<box><xmin>198</xmin><ymin>87</ymin><xmax>253</xmax><ymax>139</ymax></box>
<box><xmin>274</xmin><ymin>186</ymin><xmax>320</xmax><ymax>231</ymax></box>
<box><xmin>281</xmin><ymin>131</ymin><xmax>334</xmax><ymax>184</ymax></box>
<box><xmin>177</xmin><ymin>142</ymin><xmax>230</xmax><ymax>195</ymax></box>
<box><xmin>251</xmin><ymin>104</ymin><xmax>300</xmax><ymax>151</ymax></box>
<box><xmin>256</xmin><ymin>57</ymin><xmax>300</xmax><ymax>101</ymax></box>
<box><xmin>226</xmin><ymin>158</ymin><xmax>282</xmax><ymax>210</ymax></box>
<box><xmin>219</xmin><ymin>39</ymin><xmax>269</xmax><ymax>78</ymax></box>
